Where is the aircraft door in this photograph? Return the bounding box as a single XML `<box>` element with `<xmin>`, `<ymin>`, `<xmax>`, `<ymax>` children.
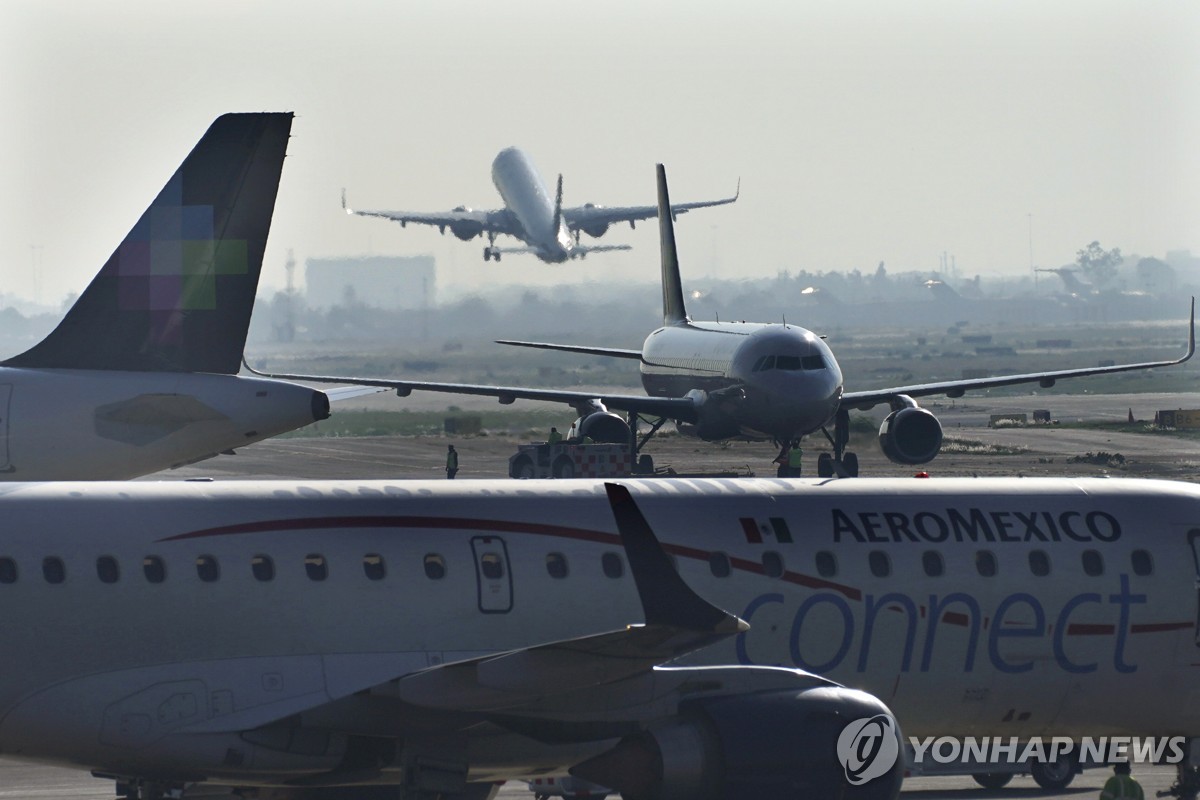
<box><xmin>1190</xmin><ymin>530</ymin><xmax>1200</xmax><ymax>646</ymax></box>
<box><xmin>471</xmin><ymin>536</ymin><xmax>513</xmax><ymax>613</ymax></box>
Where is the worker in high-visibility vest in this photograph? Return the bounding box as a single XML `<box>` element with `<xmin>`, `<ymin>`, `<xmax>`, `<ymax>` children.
<box><xmin>1100</xmin><ymin>762</ymin><xmax>1144</xmax><ymax>800</ymax></box>
<box><xmin>786</xmin><ymin>440</ymin><xmax>803</xmax><ymax>476</ymax></box>
<box><xmin>445</xmin><ymin>444</ymin><xmax>459</xmax><ymax>479</ymax></box>
<box><xmin>547</xmin><ymin>427</ymin><xmax>563</xmax><ymax>444</ymax></box>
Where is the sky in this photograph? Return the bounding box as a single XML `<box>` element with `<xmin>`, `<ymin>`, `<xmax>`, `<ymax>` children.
<box><xmin>3</xmin><ymin>0</ymin><xmax>1198</xmax><ymax>307</ymax></box>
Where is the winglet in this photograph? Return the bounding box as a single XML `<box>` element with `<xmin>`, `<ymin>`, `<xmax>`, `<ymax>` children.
<box><xmin>341</xmin><ymin>188</ymin><xmax>352</xmax><ymax>214</ymax></box>
<box><xmin>605</xmin><ymin>483</ymin><xmax>745</xmax><ymax>633</ymax></box>
<box><xmin>656</xmin><ymin>164</ymin><xmax>689</xmax><ymax>326</ymax></box>
<box><xmin>1186</xmin><ymin>297</ymin><xmax>1195</xmax><ymax>363</ymax></box>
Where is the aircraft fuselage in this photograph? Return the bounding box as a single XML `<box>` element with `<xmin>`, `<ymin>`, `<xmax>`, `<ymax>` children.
<box><xmin>491</xmin><ymin>147</ymin><xmax>574</xmax><ymax>263</ymax></box>
<box><xmin>0</xmin><ymin>370</ymin><xmax>327</xmax><ymax>480</ymax></box>
<box><xmin>639</xmin><ymin>321</ymin><xmax>843</xmax><ymax>441</ymax></box>
<box><xmin>0</xmin><ymin>477</ymin><xmax>1193</xmax><ymax>785</ymax></box>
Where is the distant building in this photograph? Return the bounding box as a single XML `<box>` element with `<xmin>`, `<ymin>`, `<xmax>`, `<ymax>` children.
<box><xmin>305</xmin><ymin>255</ymin><xmax>435</xmax><ymax>310</ymax></box>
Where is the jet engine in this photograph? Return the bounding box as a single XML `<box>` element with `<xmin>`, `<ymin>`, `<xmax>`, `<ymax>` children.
<box><xmin>449</xmin><ymin>220</ymin><xmax>484</xmax><ymax>241</ymax></box>
<box><xmin>572</xmin><ymin>686</ymin><xmax>903</xmax><ymax>800</ymax></box>
<box><xmin>568</xmin><ymin>411</ymin><xmax>631</xmax><ymax>444</ymax></box>
<box><xmin>878</xmin><ymin>406</ymin><xmax>943</xmax><ymax>465</ymax></box>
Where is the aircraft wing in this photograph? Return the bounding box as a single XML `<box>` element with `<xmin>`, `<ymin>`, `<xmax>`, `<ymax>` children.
<box><xmin>179</xmin><ymin>484</ymin><xmax>747</xmax><ymax>733</ymax></box>
<box><xmin>242</xmin><ymin>360</ymin><xmax>701</xmax><ymax>421</ymax></box>
<box><xmin>562</xmin><ymin>179</ymin><xmax>739</xmax><ymax>229</ymax></box>
<box><xmin>495</xmin><ymin>339</ymin><xmax>644</xmax><ymax>360</ymax></box>
<box><xmin>342</xmin><ymin>191</ymin><xmax>515</xmax><ymax>236</ymax></box>
<box><xmin>841</xmin><ymin>298</ymin><xmax>1195</xmax><ymax>410</ymax></box>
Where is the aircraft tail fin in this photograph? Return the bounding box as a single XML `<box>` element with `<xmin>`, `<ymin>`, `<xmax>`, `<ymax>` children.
<box><xmin>4</xmin><ymin>112</ymin><xmax>293</xmax><ymax>374</ymax></box>
<box><xmin>552</xmin><ymin>173</ymin><xmax>564</xmax><ymax>236</ymax></box>
<box><xmin>657</xmin><ymin>164</ymin><xmax>689</xmax><ymax>325</ymax></box>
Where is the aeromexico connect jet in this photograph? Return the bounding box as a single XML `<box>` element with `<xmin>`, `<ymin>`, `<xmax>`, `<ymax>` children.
<box><xmin>4</xmin><ymin>476</ymin><xmax>1200</xmax><ymax>799</ymax></box>
<box><xmin>261</xmin><ymin>165</ymin><xmax>1194</xmax><ymax>477</ymax></box>
<box><xmin>0</xmin><ymin>112</ymin><xmax>351</xmax><ymax>480</ymax></box>
<box><xmin>341</xmin><ymin>146</ymin><xmax>738</xmax><ymax>263</ymax></box>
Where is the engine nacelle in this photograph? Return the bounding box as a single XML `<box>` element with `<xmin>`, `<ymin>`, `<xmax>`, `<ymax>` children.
<box><xmin>580</xmin><ymin>222</ymin><xmax>610</xmax><ymax>239</ymax></box>
<box><xmin>568</xmin><ymin>411</ymin><xmax>631</xmax><ymax>444</ymax></box>
<box><xmin>573</xmin><ymin>686</ymin><xmax>903</xmax><ymax>800</ymax></box>
<box><xmin>878</xmin><ymin>406</ymin><xmax>943</xmax><ymax>465</ymax></box>
<box><xmin>449</xmin><ymin>220</ymin><xmax>484</xmax><ymax>241</ymax></box>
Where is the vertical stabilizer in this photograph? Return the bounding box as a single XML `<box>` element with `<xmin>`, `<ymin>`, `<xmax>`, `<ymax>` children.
<box><xmin>5</xmin><ymin>112</ymin><xmax>293</xmax><ymax>374</ymax></box>
<box><xmin>656</xmin><ymin>164</ymin><xmax>689</xmax><ymax>325</ymax></box>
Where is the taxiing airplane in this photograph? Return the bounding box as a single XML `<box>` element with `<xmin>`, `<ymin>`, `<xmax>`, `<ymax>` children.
<box><xmin>342</xmin><ymin>147</ymin><xmax>739</xmax><ymax>263</ymax></box>
<box><xmin>257</xmin><ymin>165</ymin><xmax>1194</xmax><ymax>477</ymax></box>
<box><xmin>1</xmin><ymin>475</ymin><xmax>1198</xmax><ymax>800</ymax></box>
<box><xmin>0</xmin><ymin>113</ymin><xmax>347</xmax><ymax>480</ymax></box>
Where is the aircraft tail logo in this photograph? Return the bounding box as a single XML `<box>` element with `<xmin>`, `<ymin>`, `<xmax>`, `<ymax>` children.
<box><xmin>4</xmin><ymin>112</ymin><xmax>292</xmax><ymax>375</ymax></box>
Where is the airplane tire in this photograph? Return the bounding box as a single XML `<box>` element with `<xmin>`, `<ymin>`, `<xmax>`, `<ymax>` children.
<box><xmin>971</xmin><ymin>773</ymin><xmax>1013</xmax><ymax>789</ymax></box>
<box><xmin>1030</xmin><ymin>758</ymin><xmax>1075</xmax><ymax>790</ymax></box>
<box><xmin>817</xmin><ymin>453</ymin><xmax>833</xmax><ymax>478</ymax></box>
<box><xmin>552</xmin><ymin>454</ymin><xmax>576</xmax><ymax>479</ymax></box>
<box><xmin>510</xmin><ymin>454</ymin><xmax>535</xmax><ymax>479</ymax></box>
<box><xmin>483</xmin><ymin>248</ymin><xmax>491</xmax><ymax>261</ymax></box>
<box><xmin>843</xmin><ymin>452</ymin><xmax>860</xmax><ymax>477</ymax></box>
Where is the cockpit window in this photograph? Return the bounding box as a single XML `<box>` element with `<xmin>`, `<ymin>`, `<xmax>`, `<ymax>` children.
<box><xmin>776</xmin><ymin>355</ymin><xmax>803</xmax><ymax>370</ymax></box>
<box><xmin>753</xmin><ymin>354</ymin><xmax>827</xmax><ymax>372</ymax></box>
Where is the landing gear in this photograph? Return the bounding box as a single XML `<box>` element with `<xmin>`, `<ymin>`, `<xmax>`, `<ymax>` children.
<box><xmin>1030</xmin><ymin>756</ymin><xmax>1076</xmax><ymax>790</ymax></box>
<box><xmin>483</xmin><ymin>233</ymin><xmax>500</xmax><ymax>262</ymax></box>
<box><xmin>1165</xmin><ymin>765</ymin><xmax>1200</xmax><ymax>799</ymax></box>
<box><xmin>818</xmin><ymin>408</ymin><xmax>859</xmax><ymax>477</ymax></box>
<box><xmin>971</xmin><ymin>773</ymin><xmax>1013</xmax><ymax>789</ymax></box>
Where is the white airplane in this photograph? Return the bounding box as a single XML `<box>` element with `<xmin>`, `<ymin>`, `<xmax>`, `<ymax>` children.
<box><xmin>259</xmin><ymin>165</ymin><xmax>1195</xmax><ymax>478</ymax></box>
<box><xmin>341</xmin><ymin>147</ymin><xmax>739</xmax><ymax>263</ymax></box>
<box><xmin>0</xmin><ymin>113</ymin><xmax>351</xmax><ymax>480</ymax></box>
<box><xmin>1</xmin><ymin>475</ymin><xmax>1198</xmax><ymax>800</ymax></box>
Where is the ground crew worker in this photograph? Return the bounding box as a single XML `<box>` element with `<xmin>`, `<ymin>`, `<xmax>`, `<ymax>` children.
<box><xmin>1100</xmin><ymin>762</ymin><xmax>1144</xmax><ymax>800</ymax></box>
<box><xmin>445</xmin><ymin>444</ymin><xmax>459</xmax><ymax>479</ymax></box>
<box><xmin>548</xmin><ymin>427</ymin><xmax>563</xmax><ymax>444</ymax></box>
<box><xmin>787</xmin><ymin>439</ymin><xmax>803</xmax><ymax>476</ymax></box>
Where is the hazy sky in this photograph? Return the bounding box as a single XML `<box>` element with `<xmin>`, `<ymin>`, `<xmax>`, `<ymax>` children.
<box><xmin>3</xmin><ymin>0</ymin><xmax>1198</xmax><ymax>306</ymax></box>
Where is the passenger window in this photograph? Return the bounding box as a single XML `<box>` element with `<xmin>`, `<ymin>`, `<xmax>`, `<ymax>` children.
<box><xmin>1082</xmin><ymin>549</ymin><xmax>1104</xmax><ymax>577</ymax></box>
<box><xmin>96</xmin><ymin>556</ymin><xmax>120</xmax><ymax>584</ymax></box>
<box><xmin>709</xmin><ymin>551</ymin><xmax>732</xmax><ymax>578</ymax></box>
<box><xmin>762</xmin><ymin>551</ymin><xmax>784</xmax><ymax>579</ymax></box>
<box><xmin>424</xmin><ymin>553</ymin><xmax>446</xmax><ymax>580</ymax></box>
<box><xmin>1130</xmin><ymin>549</ymin><xmax>1153</xmax><ymax>577</ymax></box>
<box><xmin>0</xmin><ymin>557</ymin><xmax>15</xmax><ymax>584</ymax></box>
<box><xmin>252</xmin><ymin>554</ymin><xmax>275</xmax><ymax>582</ymax></box>
<box><xmin>545</xmin><ymin>552</ymin><xmax>567</xmax><ymax>579</ymax></box>
<box><xmin>1028</xmin><ymin>550</ymin><xmax>1051</xmax><ymax>577</ymax></box>
<box><xmin>196</xmin><ymin>555</ymin><xmax>219</xmax><ymax>583</ymax></box>
<box><xmin>363</xmin><ymin>553</ymin><xmax>386</xmax><ymax>581</ymax></box>
<box><xmin>479</xmin><ymin>552</ymin><xmax>505</xmax><ymax>579</ymax></box>
<box><xmin>921</xmin><ymin>550</ymin><xmax>944</xmax><ymax>577</ymax></box>
<box><xmin>975</xmin><ymin>550</ymin><xmax>997</xmax><ymax>578</ymax></box>
<box><xmin>602</xmin><ymin>552</ymin><xmax>624</xmax><ymax>579</ymax></box>
<box><xmin>869</xmin><ymin>551</ymin><xmax>891</xmax><ymax>578</ymax></box>
<box><xmin>815</xmin><ymin>550</ymin><xmax>837</xmax><ymax>577</ymax></box>
<box><xmin>43</xmin><ymin>557</ymin><xmax>65</xmax><ymax>584</ymax></box>
<box><xmin>143</xmin><ymin>556</ymin><xmax>166</xmax><ymax>584</ymax></box>
<box><xmin>305</xmin><ymin>554</ymin><xmax>328</xmax><ymax>581</ymax></box>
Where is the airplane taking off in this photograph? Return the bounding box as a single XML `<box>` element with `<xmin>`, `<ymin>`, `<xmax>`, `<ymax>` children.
<box><xmin>258</xmin><ymin>164</ymin><xmax>1194</xmax><ymax>477</ymax></box>
<box><xmin>342</xmin><ymin>146</ymin><xmax>739</xmax><ymax>263</ymax></box>
<box><xmin>1</xmin><ymin>475</ymin><xmax>1200</xmax><ymax>800</ymax></box>
<box><xmin>0</xmin><ymin>113</ymin><xmax>348</xmax><ymax>480</ymax></box>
